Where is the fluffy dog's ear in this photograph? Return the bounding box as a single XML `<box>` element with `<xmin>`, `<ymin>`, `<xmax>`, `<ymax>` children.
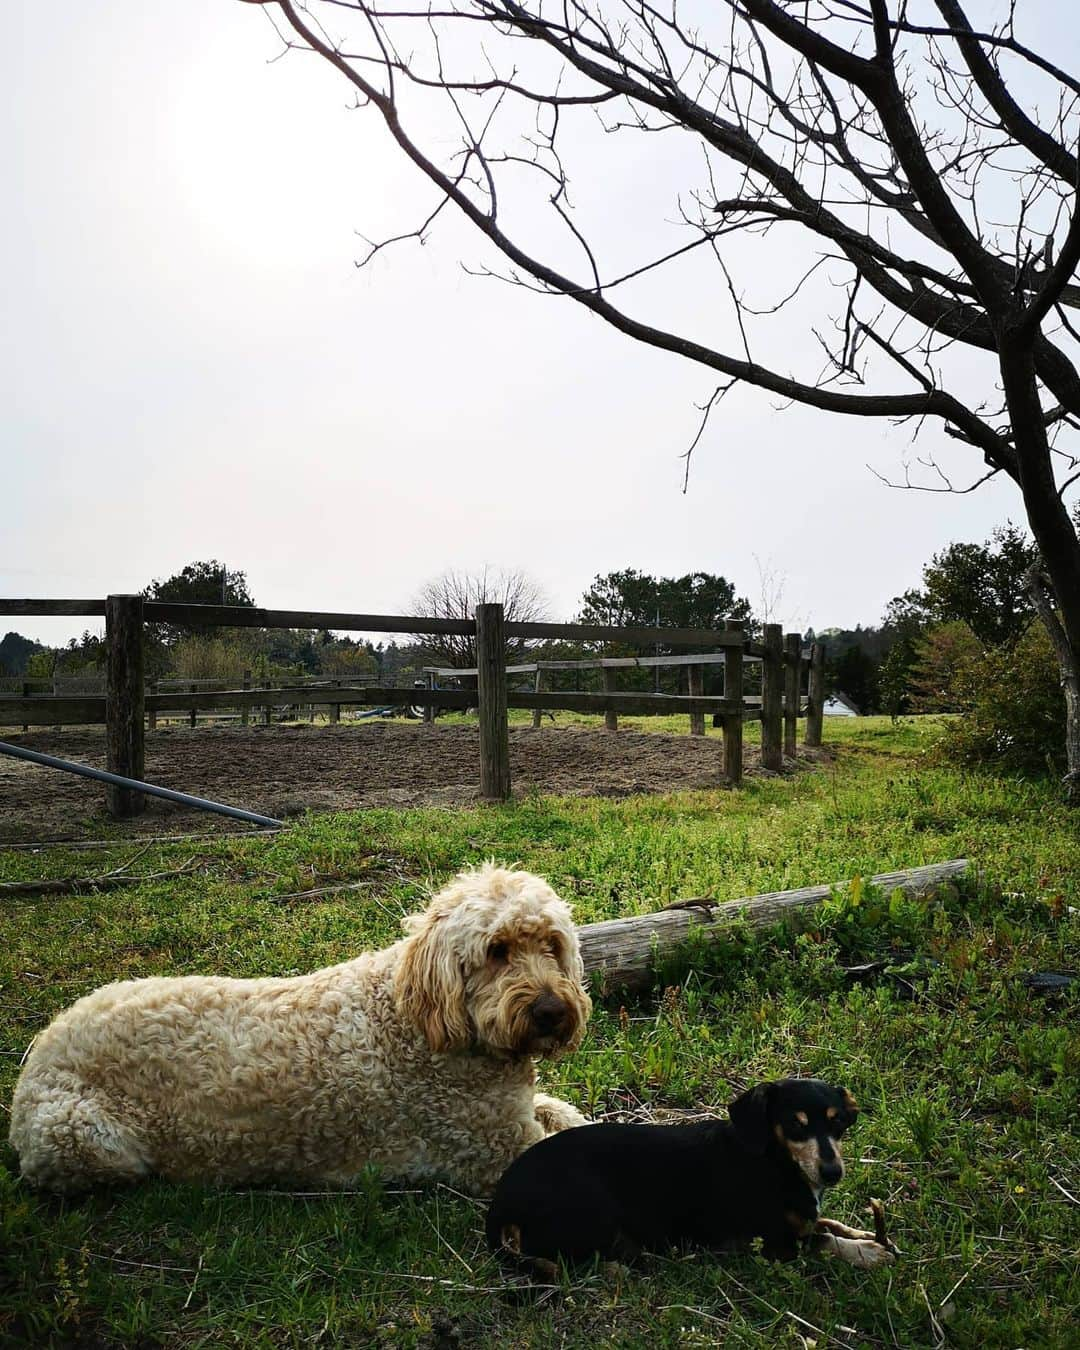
<box><xmin>728</xmin><ymin>1082</ymin><xmax>774</xmax><ymax>1155</ymax></box>
<box><xmin>394</xmin><ymin>915</ymin><xmax>470</xmax><ymax>1053</ymax></box>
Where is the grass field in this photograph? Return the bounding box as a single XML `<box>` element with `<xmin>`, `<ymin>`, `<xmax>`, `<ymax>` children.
<box><xmin>1</xmin><ymin>718</ymin><xmax>1078</xmax><ymax>1348</ymax></box>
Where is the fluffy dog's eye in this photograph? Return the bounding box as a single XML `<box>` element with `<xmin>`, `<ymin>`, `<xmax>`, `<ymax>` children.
<box><xmin>488</xmin><ymin>942</ymin><xmax>509</xmax><ymax>964</ymax></box>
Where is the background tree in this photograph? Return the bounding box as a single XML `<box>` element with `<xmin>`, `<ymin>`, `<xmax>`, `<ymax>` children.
<box><xmin>578</xmin><ymin>570</ymin><xmax>752</xmax><ymax>634</ymax></box>
<box><xmin>830</xmin><ymin>645</ymin><xmax>880</xmax><ymax>715</ymax></box>
<box><xmin>0</xmin><ymin>632</ymin><xmax>46</xmax><ymax>678</ymax></box>
<box><xmin>908</xmin><ymin>621</ymin><xmax>983</xmax><ymax>712</ymax></box>
<box><xmin>143</xmin><ymin>561</ymin><xmax>255</xmax><ymax>614</ymax></box>
<box><xmin>576</xmin><ymin>567</ymin><xmax>752</xmax><ymax>694</ymax></box>
<box><xmin>143</xmin><ymin>560</ymin><xmax>257</xmax><ymax>664</ymax></box>
<box><xmin>248</xmin><ymin>0</ymin><xmax>1080</xmax><ymax>794</ymax></box>
<box><xmin>884</xmin><ymin>525</ymin><xmax>1039</xmax><ymax>648</ymax></box>
<box><xmin>411</xmin><ymin>567</ymin><xmax>549</xmax><ymax>669</ymax></box>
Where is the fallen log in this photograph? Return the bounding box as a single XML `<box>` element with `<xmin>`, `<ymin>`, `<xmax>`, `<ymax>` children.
<box><xmin>577</xmin><ymin>860</ymin><xmax>970</xmax><ymax>989</ymax></box>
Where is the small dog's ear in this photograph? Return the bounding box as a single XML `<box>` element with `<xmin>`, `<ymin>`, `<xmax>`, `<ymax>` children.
<box><xmin>394</xmin><ymin>913</ymin><xmax>470</xmax><ymax>1053</ymax></box>
<box><xmin>839</xmin><ymin>1088</ymin><xmax>859</xmax><ymax>1125</ymax></box>
<box><xmin>728</xmin><ymin>1082</ymin><xmax>773</xmax><ymax>1155</ymax></box>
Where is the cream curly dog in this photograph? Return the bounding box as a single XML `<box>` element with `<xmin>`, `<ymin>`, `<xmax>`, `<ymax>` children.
<box><xmin>9</xmin><ymin>864</ymin><xmax>592</xmax><ymax>1195</ymax></box>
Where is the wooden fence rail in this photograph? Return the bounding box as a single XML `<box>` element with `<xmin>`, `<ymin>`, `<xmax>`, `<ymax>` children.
<box><xmin>1</xmin><ymin>598</ymin><xmax>826</xmax><ymax>815</ymax></box>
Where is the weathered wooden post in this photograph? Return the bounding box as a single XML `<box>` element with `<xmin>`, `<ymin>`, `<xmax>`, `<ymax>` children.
<box><xmin>329</xmin><ymin>679</ymin><xmax>341</xmax><ymax>724</ymax></box>
<box><xmin>602</xmin><ymin>665</ymin><xmax>619</xmax><ymax>731</ymax></box>
<box><xmin>476</xmin><ymin>602</ymin><xmax>510</xmax><ymax>800</ymax></box>
<box><xmin>241</xmin><ymin>670</ymin><xmax>251</xmax><ymax>727</ymax></box>
<box><xmin>264</xmin><ymin>680</ymin><xmax>272</xmax><ymax>726</ymax></box>
<box><xmin>423</xmin><ymin>672</ymin><xmax>435</xmax><ymax>725</ymax></box>
<box><xmin>148</xmin><ymin>680</ymin><xmax>158</xmax><ymax>731</ymax></box>
<box><xmin>22</xmin><ymin>679</ymin><xmax>29</xmax><ymax>732</ymax></box>
<box><xmin>532</xmin><ymin>666</ymin><xmax>548</xmax><ymax>729</ymax></box>
<box><xmin>805</xmin><ymin>642</ymin><xmax>826</xmax><ymax>748</ymax></box>
<box><xmin>189</xmin><ymin>683</ymin><xmax>198</xmax><ymax>729</ymax></box>
<box><xmin>723</xmin><ymin>620</ymin><xmax>744</xmax><ymax>784</ymax></box>
<box><xmin>784</xmin><ymin>632</ymin><xmax>801</xmax><ymax>759</ymax></box>
<box><xmin>688</xmin><ymin>664</ymin><xmax>705</xmax><ymax>736</ymax></box>
<box><xmin>761</xmin><ymin>623</ymin><xmax>783</xmax><ymax>771</ymax></box>
<box><xmin>105</xmin><ymin>593</ymin><xmax>145</xmax><ymax>818</ymax></box>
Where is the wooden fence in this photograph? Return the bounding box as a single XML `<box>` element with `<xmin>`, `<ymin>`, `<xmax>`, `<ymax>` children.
<box><xmin>0</xmin><ymin>597</ymin><xmax>826</xmax><ymax>816</ymax></box>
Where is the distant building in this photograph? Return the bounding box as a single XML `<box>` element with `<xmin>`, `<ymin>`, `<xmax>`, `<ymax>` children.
<box><xmin>823</xmin><ymin>692</ymin><xmax>859</xmax><ymax>716</ymax></box>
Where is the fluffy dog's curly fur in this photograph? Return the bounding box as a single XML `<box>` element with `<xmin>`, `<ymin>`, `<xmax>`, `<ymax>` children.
<box><xmin>9</xmin><ymin>864</ymin><xmax>591</xmax><ymax>1195</ymax></box>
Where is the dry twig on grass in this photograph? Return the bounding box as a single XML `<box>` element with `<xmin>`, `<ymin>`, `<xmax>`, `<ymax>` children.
<box><xmin>0</xmin><ymin>855</ymin><xmax>201</xmax><ymax>899</ymax></box>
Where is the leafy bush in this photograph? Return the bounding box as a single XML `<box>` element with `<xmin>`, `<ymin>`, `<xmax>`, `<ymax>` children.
<box><xmin>934</xmin><ymin>623</ymin><xmax>1065</xmax><ymax>776</ymax></box>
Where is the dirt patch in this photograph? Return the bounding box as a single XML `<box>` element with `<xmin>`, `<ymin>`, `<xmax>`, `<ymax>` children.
<box><xmin>0</xmin><ymin>722</ymin><xmax>796</xmax><ymax>845</ymax></box>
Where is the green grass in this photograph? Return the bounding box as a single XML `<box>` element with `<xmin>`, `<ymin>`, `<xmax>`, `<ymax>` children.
<box><xmin>1</xmin><ymin>718</ymin><xmax>1078</xmax><ymax>1348</ymax></box>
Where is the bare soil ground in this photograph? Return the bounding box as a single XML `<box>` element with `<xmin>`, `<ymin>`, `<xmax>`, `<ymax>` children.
<box><xmin>0</xmin><ymin>722</ymin><xmax>785</xmax><ymax>844</ymax></box>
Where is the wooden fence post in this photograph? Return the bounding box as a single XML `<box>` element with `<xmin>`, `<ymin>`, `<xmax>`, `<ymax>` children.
<box><xmin>784</xmin><ymin>632</ymin><xmax>801</xmax><ymax>760</ymax></box>
<box><xmin>22</xmin><ymin>679</ymin><xmax>29</xmax><ymax>732</ymax></box>
<box><xmin>423</xmin><ymin>672</ymin><xmax>435</xmax><ymax>724</ymax></box>
<box><xmin>688</xmin><ymin>664</ymin><xmax>705</xmax><ymax>736</ymax></box>
<box><xmin>264</xmin><ymin>680</ymin><xmax>272</xmax><ymax>725</ymax></box>
<box><xmin>602</xmin><ymin>666</ymin><xmax>618</xmax><ymax>731</ymax></box>
<box><xmin>761</xmin><ymin>623</ymin><xmax>783</xmax><ymax>771</ymax></box>
<box><xmin>188</xmin><ymin>683</ymin><xmax>197</xmax><ymax>729</ymax></box>
<box><xmin>723</xmin><ymin>620</ymin><xmax>744</xmax><ymax>784</ymax></box>
<box><xmin>476</xmin><ymin>602</ymin><xmax>510</xmax><ymax>800</ymax></box>
<box><xmin>532</xmin><ymin>667</ymin><xmax>546</xmax><ymax>729</ymax></box>
<box><xmin>148</xmin><ymin>680</ymin><xmax>158</xmax><ymax>731</ymax></box>
<box><xmin>329</xmin><ymin>679</ymin><xmax>341</xmax><ymax>724</ymax></box>
<box><xmin>241</xmin><ymin>670</ymin><xmax>251</xmax><ymax>727</ymax></box>
<box><xmin>805</xmin><ymin>642</ymin><xmax>826</xmax><ymax>748</ymax></box>
<box><xmin>105</xmin><ymin>593</ymin><xmax>145</xmax><ymax>818</ymax></box>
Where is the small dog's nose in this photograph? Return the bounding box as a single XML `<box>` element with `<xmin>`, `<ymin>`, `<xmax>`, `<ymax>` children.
<box><xmin>819</xmin><ymin>1160</ymin><xmax>843</xmax><ymax>1187</ymax></box>
<box><xmin>529</xmin><ymin>993</ymin><xmax>568</xmax><ymax>1034</ymax></box>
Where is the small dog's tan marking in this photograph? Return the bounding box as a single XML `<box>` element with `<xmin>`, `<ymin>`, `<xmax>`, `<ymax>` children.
<box><xmin>785</xmin><ymin>1208</ymin><xmax>814</xmax><ymax>1237</ymax></box>
<box><xmin>816</xmin><ymin>1216</ymin><xmax>876</xmax><ymax>1241</ymax></box>
<box><xmin>842</xmin><ymin>1090</ymin><xmax>858</xmax><ymax>1111</ymax></box>
<box><xmin>784</xmin><ymin>1136</ymin><xmax>822</xmax><ymax>1186</ymax></box>
<box><xmin>531</xmin><ymin>1257</ymin><xmax>559</xmax><ymax>1283</ymax></box>
<box><xmin>816</xmin><ymin>1230</ymin><xmax>896</xmax><ymax>1268</ymax></box>
<box><xmin>500</xmin><ymin>1223</ymin><xmax>523</xmax><ymax>1255</ymax></box>
<box><xmin>795</xmin><ymin>1110</ymin><xmax>809</xmax><ymax>1126</ymax></box>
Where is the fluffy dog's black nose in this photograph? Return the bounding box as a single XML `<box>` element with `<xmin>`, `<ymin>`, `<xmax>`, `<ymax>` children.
<box><xmin>530</xmin><ymin>993</ymin><xmax>568</xmax><ymax>1034</ymax></box>
<box><xmin>820</xmin><ymin>1159</ymin><xmax>843</xmax><ymax>1187</ymax></box>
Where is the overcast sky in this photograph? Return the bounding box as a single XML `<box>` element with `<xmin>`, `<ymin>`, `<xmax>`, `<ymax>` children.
<box><xmin>4</xmin><ymin>1</ymin><xmax>1075</xmax><ymax>649</ymax></box>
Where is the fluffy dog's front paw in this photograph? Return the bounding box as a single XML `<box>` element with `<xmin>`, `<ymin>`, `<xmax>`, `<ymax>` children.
<box><xmin>533</xmin><ymin>1092</ymin><xmax>590</xmax><ymax>1134</ymax></box>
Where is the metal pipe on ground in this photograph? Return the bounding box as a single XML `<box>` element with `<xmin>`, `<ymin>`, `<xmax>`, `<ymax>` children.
<box><xmin>0</xmin><ymin>740</ymin><xmax>283</xmax><ymax>830</ymax></box>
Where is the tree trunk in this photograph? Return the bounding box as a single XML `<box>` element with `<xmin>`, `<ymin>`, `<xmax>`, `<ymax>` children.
<box><xmin>1026</xmin><ymin>566</ymin><xmax>1080</xmax><ymax>800</ymax></box>
<box><xmin>577</xmin><ymin>860</ymin><xmax>970</xmax><ymax>989</ymax></box>
<box><xmin>1000</xmin><ymin>342</ymin><xmax>1080</xmax><ymax>800</ymax></box>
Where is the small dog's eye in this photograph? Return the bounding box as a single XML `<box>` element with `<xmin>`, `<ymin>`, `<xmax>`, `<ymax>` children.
<box><xmin>488</xmin><ymin>942</ymin><xmax>509</xmax><ymax>963</ymax></box>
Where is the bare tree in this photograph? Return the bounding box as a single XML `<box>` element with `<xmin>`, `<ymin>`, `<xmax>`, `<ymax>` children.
<box><xmin>412</xmin><ymin>567</ymin><xmax>550</xmax><ymax>667</ymax></box>
<box><xmin>241</xmin><ymin>0</ymin><xmax>1080</xmax><ymax>795</ymax></box>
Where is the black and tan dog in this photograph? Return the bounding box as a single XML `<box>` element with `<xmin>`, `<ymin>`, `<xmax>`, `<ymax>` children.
<box><xmin>487</xmin><ymin>1078</ymin><xmax>898</xmax><ymax>1270</ymax></box>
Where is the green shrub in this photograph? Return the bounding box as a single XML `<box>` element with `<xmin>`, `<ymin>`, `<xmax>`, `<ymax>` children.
<box><xmin>934</xmin><ymin>623</ymin><xmax>1065</xmax><ymax>776</ymax></box>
